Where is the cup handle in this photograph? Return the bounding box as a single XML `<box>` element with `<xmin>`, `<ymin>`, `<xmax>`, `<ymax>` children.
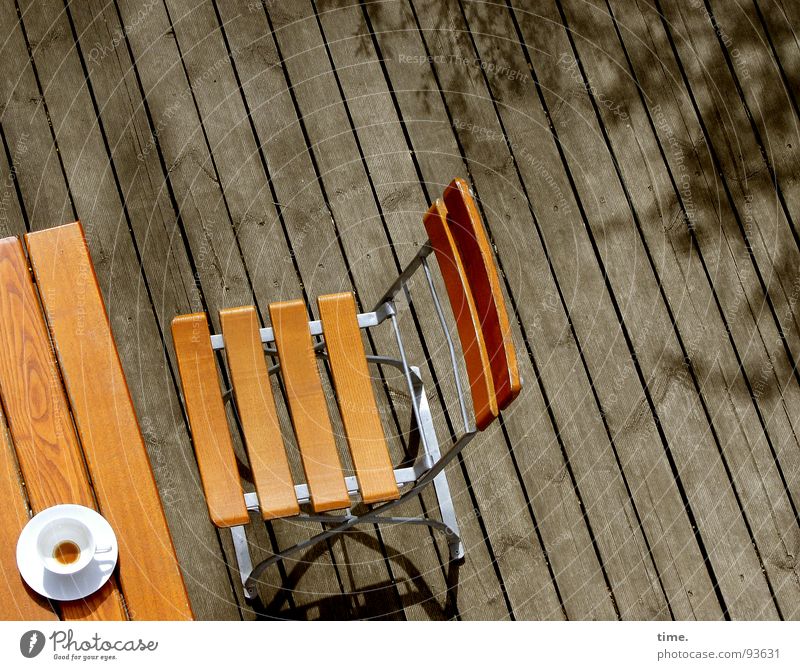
<box><xmin>95</xmin><ymin>543</ymin><xmax>113</xmax><ymax>554</ymax></box>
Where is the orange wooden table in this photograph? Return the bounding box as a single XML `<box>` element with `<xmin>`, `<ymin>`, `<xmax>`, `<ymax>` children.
<box><xmin>0</xmin><ymin>222</ymin><xmax>192</xmax><ymax>621</ymax></box>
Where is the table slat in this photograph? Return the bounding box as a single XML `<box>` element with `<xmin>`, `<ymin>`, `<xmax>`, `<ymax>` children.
<box><xmin>26</xmin><ymin>222</ymin><xmax>193</xmax><ymax>620</ymax></box>
<box><xmin>0</xmin><ymin>404</ymin><xmax>57</xmax><ymax>620</ymax></box>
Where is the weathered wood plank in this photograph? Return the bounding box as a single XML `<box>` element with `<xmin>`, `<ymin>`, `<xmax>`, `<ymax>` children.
<box><xmin>604</xmin><ymin>0</ymin><xmax>800</xmax><ymax>619</ymax></box>
<box><xmin>504</xmin><ymin>0</ymin><xmax>778</xmax><ymax>618</ymax></box>
<box><xmin>552</xmin><ymin>2</ymin><xmax>800</xmax><ymax>616</ymax></box>
<box><xmin>649</xmin><ymin>0</ymin><xmax>800</xmax><ymax>412</ymax></box>
<box><xmin>0</xmin><ymin>10</ymin><xmax>72</xmax><ymax>229</ymax></box>
<box><xmin>694</xmin><ymin>0</ymin><xmax>800</xmax><ymax>512</ymax></box>
<box><xmin>560</xmin><ymin>0</ymin><xmax>800</xmax><ymax>620</ymax></box>
<box><xmin>703</xmin><ymin>0</ymin><xmax>800</xmax><ymax>249</ymax></box>
<box><xmin>754</xmin><ymin>0</ymin><xmax>800</xmax><ymax>105</ymax></box>
<box><xmin>605</xmin><ymin>0</ymin><xmax>800</xmax><ymax>522</ymax></box>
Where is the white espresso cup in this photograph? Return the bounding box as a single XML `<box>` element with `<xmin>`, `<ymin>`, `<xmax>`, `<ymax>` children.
<box><xmin>35</xmin><ymin>516</ymin><xmax>112</xmax><ymax>576</ymax></box>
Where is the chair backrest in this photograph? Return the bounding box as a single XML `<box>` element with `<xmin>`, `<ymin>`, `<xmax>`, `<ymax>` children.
<box><xmin>425</xmin><ymin>178</ymin><xmax>521</xmax><ymax>430</ymax></box>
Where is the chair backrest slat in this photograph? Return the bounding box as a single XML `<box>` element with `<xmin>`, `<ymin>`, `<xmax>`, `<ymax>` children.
<box><xmin>172</xmin><ymin>313</ymin><xmax>249</xmax><ymax>528</ymax></box>
<box><xmin>269</xmin><ymin>300</ymin><xmax>350</xmax><ymax>512</ymax></box>
<box><xmin>443</xmin><ymin>178</ymin><xmax>521</xmax><ymax>411</ymax></box>
<box><xmin>220</xmin><ymin>306</ymin><xmax>299</xmax><ymax>520</ymax></box>
<box><xmin>27</xmin><ymin>222</ymin><xmax>193</xmax><ymax>620</ymax></box>
<box><xmin>318</xmin><ymin>292</ymin><xmax>399</xmax><ymax>504</ymax></box>
<box><xmin>423</xmin><ymin>201</ymin><xmax>498</xmax><ymax>430</ymax></box>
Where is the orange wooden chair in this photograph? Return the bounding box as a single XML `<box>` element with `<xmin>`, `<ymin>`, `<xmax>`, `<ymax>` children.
<box><xmin>172</xmin><ymin>178</ymin><xmax>521</xmax><ymax>600</ymax></box>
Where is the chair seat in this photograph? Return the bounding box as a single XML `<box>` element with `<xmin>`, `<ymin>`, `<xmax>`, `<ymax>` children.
<box><xmin>172</xmin><ymin>292</ymin><xmax>399</xmax><ymax>525</ymax></box>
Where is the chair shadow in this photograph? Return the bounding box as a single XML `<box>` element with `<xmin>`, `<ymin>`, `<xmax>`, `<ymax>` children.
<box><xmin>247</xmin><ymin>529</ymin><xmax>461</xmax><ymax>620</ymax></box>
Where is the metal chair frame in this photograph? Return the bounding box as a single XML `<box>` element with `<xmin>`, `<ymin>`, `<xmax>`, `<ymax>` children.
<box><xmin>211</xmin><ymin>241</ymin><xmax>479</xmax><ymax>600</ymax></box>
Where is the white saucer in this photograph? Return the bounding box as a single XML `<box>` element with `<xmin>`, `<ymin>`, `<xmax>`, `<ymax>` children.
<box><xmin>16</xmin><ymin>504</ymin><xmax>118</xmax><ymax>601</ymax></box>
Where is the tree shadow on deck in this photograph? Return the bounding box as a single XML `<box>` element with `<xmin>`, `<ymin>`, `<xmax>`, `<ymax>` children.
<box><xmin>248</xmin><ymin>530</ymin><xmax>461</xmax><ymax>620</ymax></box>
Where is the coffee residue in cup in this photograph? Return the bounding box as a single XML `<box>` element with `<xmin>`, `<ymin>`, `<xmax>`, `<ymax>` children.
<box><xmin>53</xmin><ymin>540</ymin><xmax>81</xmax><ymax>565</ymax></box>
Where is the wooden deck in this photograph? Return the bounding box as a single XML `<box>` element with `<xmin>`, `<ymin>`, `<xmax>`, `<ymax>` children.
<box><xmin>1</xmin><ymin>0</ymin><xmax>799</xmax><ymax>620</ymax></box>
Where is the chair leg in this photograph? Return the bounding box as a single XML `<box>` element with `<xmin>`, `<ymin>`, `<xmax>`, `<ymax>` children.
<box><xmin>432</xmin><ymin>469</ymin><xmax>465</xmax><ymax>561</ymax></box>
<box><xmin>230</xmin><ymin>525</ymin><xmax>259</xmax><ymax>601</ymax></box>
<box><xmin>408</xmin><ymin>368</ymin><xmax>464</xmax><ymax>560</ymax></box>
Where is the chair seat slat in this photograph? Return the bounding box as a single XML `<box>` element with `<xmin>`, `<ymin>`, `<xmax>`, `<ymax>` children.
<box><xmin>269</xmin><ymin>300</ymin><xmax>350</xmax><ymax>513</ymax></box>
<box><xmin>318</xmin><ymin>293</ymin><xmax>399</xmax><ymax>504</ymax></box>
<box><xmin>220</xmin><ymin>306</ymin><xmax>299</xmax><ymax>520</ymax></box>
<box><xmin>172</xmin><ymin>313</ymin><xmax>249</xmax><ymax>528</ymax></box>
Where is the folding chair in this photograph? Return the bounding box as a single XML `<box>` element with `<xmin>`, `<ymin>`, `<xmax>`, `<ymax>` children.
<box><xmin>172</xmin><ymin>178</ymin><xmax>521</xmax><ymax>600</ymax></box>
